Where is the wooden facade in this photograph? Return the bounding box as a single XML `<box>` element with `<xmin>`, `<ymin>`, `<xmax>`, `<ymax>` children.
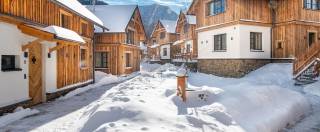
<box><xmin>174</xmin><ymin>12</ymin><xmax>198</xmax><ymax>61</ymax></box>
<box><xmin>188</xmin><ymin>0</ymin><xmax>320</xmax><ymax>59</ymax></box>
<box><xmin>0</xmin><ymin>0</ymin><xmax>98</xmax><ymax>105</ymax></box>
<box><xmin>94</xmin><ymin>7</ymin><xmax>146</xmax><ymax>75</ymax></box>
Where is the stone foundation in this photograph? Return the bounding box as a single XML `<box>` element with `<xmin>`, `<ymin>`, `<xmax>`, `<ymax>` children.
<box><xmin>0</xmin><ymin>99</ymin><xmax>32</xmax><ymax>116</ymax></box>
<box><xmin>198</xmin><ymin>59</ymin><xmax>271</xmax><ymax>78</ymax></box>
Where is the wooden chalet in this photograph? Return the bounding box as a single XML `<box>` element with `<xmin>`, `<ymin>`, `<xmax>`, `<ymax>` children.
<box><xmin>173</xmin><ymin>11</ymin><xmax>197</xmax><ymax>63</ymax></box>
<box><xmin>88</xmin><ymin>5</ymin><xmax>146</xmax><ymax>75</ymax></box>
<box><xmin>188</xmin><ymin>0</ymin><xmax>320</xmax><ymax>79</ymax></box>
<box><xmin>149</xmin><ymin>20</ymin><xmax>178</xmax><ymax>63</ymax></box>
<box><xmin>0</xmin><ymin>0</ymin><xmax>105</xmax><ymax>114</ymax></box>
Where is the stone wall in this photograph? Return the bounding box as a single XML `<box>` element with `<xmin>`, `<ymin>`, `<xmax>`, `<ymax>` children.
<box><xmin>198</xmin><ymin>59</ymin><xmax>271</xmax><ymax>78</ymax></box>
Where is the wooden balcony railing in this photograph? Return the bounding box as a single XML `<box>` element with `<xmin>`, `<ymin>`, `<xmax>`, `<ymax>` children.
<box><xmin>293</xmin><ymin>43</ymin><xmax>320</xmax><ymax>75</ymax></box>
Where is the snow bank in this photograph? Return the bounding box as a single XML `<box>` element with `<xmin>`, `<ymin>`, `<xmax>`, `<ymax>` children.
<box><xmin>304</xmin><ymin>79</ymin><xmax>320</xmax><ymax>97</ymax></box>
<box><xmin>72</xmin><ymin>63</ymin><xmax>310</xmax><ymax>132</ymax></box>
<box><xmin>59</xmin><ymin>71</ymin><xmax>139</xmax><ymax>100</ymax></box>
<box><xmin>0</xmin><ymin>107</ymin><xmax>39</xmax><ymax>128</ymax></box>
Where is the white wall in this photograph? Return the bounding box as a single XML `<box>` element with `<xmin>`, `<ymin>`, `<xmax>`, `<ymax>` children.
<box><xmin>42</xmin><ymin>42</ymin><xmax>58</xmax><ymax>93</ymax></box>
<box><xmin>160</xmin><ymin>44</ymin><xmax>171</xmax><ymax>60</ymax></box>
<box><xmin>0</xmin><ymin>22</ymin><xmax>30</xmax><ymax>107</ymax></box>
<box><xmin>198</xmin><ymin>24</ymin><xmax>271</xmax><ymax>59</ymax></box>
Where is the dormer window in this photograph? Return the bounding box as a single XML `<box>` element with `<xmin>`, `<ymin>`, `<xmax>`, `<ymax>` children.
<box><xmin>304</xmin><ymin>0</ymin><xmax>320</xmax><ymax>10</ymax></box>
<box><xmin>207</xmin><ymin>0</ymin><xmax>226</xmax><ymax>16</ymax></box>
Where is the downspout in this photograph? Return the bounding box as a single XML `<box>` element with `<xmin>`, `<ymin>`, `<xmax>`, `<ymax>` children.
<box><xmin>92</xmin><ymin>33</ymin><xmax>96</xmax><ymax>83</ymax></box>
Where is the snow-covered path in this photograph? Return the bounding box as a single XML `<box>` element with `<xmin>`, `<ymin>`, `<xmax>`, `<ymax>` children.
<box><xmin>0</xmin><ymin>63</ymin><xmax>319</xmax><ymax>132</ymax></box>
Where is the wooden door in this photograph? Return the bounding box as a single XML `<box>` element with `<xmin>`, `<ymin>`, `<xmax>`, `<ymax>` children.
<box><xmin>28</xmin><ymin>43</ymin><xmax>43</xmax><ymax>105</ymax></box>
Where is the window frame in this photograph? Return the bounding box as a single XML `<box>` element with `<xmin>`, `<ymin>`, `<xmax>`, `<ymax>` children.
<box><xmin>307</xmin><ymin>31</ymin><xmax>318</xmax><ymax>47</ymax></box>
<box><xmin>303</xmin><ymin>0</ymin><xmax>320</xmax><ymax>10</ymax></box>
<box><xmin>163</xmin><ymin>48</ymin><xmax>168</xmax><ymax>56</ymax></box>
<box><xmin>95</xmin><ymin>52</ymin><xmax>108</xmax><ymax>68</ymax></box>
<box><xmin>80</xmin><ymin>20</ymin><xmax>89</xmax><ymax>37</ymax></box>
<box><xmin>250</xmin><ymin>32</ymin><xmax>263</xmax><ymax>51</ymax></box>
<box><xmin>160</xmin><ymin>32</ymin><xmax>166</xmax><ymax>39</ymax></box>
<box><xmin>80</xmin><ymin>47</ymin><xmax>89</xmax><ymax>68</ymax></box>
<box><xmin>1</xmin><ymin>55</ymin><xmax>22</xmax><ymax>72</ymax></box>
<box><xmin>213</xmin><ymin>34</ymin><xmax>227</xmax><ymax>52</ymax></box>
<box><xmin>126</xmin><ymin>30</ymin><xmax>135</xmax><ymax>44</ymax></box>
<box><xmin>125</xmin><ymin>52</ymin><xmax>133</xmax><ymax>68</ymax></box>
<box><xmin>60</xmin><ymin>10</ymin><xmax>72</xmax><ymax>29</ymax></box>
<box><xmin>207</xmin><ymin>0</ymin><xmax>226</xmax><ymax>16</ymax></box>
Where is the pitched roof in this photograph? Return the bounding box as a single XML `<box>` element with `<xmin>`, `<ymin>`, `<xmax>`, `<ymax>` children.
<box><xmin>86</xmin><ymin>5</ymin><xmax>137</xmax><ymax>33</ymax></box>
<box><xmin>159</xmin><ymin>20</ymin><xmax>177</xmax><ymax>33</ymax></box>
<box><xmin>51</xmin><ymin>0</ymin><xmax>104</xmax><ymax>27</ymax></box>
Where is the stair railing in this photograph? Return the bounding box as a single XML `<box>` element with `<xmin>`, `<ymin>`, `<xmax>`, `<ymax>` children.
<box><xmin>293</xmin><ymin>43</ymin><xmax>320</xmax><ymax>77</ymax></box>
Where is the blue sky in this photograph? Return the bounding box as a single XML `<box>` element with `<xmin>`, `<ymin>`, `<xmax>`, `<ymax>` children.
<box><xmin>101</xmin><ymin>0</ymin><xmax>192</xmax><ymax>13</ymax></box>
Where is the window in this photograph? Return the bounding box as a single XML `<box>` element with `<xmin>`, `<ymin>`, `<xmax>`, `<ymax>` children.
<box><xmin>277</xmin><ymin>42</ymin><xmax>283</xmax><ymax>49</ymax></box>
<box><xmin>80</xmin><ymin>49</ymin><xmax>88</xmax><ymax>68</ymax></box>
<box><xmin>250</xmin><ymin>32</ymin><xmax>263</xmax><ymax>51</ymax></box>
<box><xmin>214</xmin><ymin>34</ymin><xmax>227</xmax><ymax>51</ymax></box>
<box><xmin>95</xmin><ymin>52</ymin><xmax>108</xmax><ymax>68</ymax></box>
<box><xmin>153</xmin><ymin>40</ymin><xmax>157</xmax><ymax>45</ymax></box>
<box><xmin>163</xmin><ymin>48</ymin><xmax>168</xmax><ymax>56</ymax></box>
<box><xmin>184</xmin><ymin>23</ymin><xmax>189</xmax><ymax>33</ymax></box>
<box><xmin>1</xmin><ymin>55</ymin><xmax>21</xmax><ymax>71</ymax></box>
<box><xmin>304</xmin><ymin>0</ymin><xmax>320</xmax><ymax>10</ymax></box>
<box><xmin>60</xmin><ymin>12</ymin><xmax>72</xmax><ymax>29</ymax></box>
<box><xmin>125</xmin><ymin>53</ymin><xmax>132</xmax><ymax>68</ymax></box>
<box><xmin>186</xmin><ymin>44</ymin><xmax>191</xmax><ymax>53</ymax></box>
<box><xmin>308</xmin><ymin>32</ymin><xmax>317</xmax><ymax>47</ymax></box>
<box><xmin>126</xmin><ymin>30</ymin><xmax>134</xmax><ymax>44</ymax></box>
<box><xmin>160</xmin><ymin>32</ymin><xmax>166</xmax><ymax>39</ymax></box>
<box><xmin>207</xmin><ymin>0</ymin><xmax>226</xmax><ymax>16</ymax></box>
<box><xmin>80</xmin><ymin>21</ymin><xmax>88</xmax><ymax>36</ymax></box>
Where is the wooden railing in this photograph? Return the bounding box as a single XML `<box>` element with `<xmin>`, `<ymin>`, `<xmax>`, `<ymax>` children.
<box><xmin>173</xmin><ymin>52</ymin><xmax>198</xmax><ymax>60</ymax></box>
<box><xmin>293</xmin><ymin>43</ymin><xmax>320</xmax><ymax>75</ymax></box>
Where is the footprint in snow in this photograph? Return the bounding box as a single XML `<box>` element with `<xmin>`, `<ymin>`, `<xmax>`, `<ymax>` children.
<box><xmin>140</xmin><ymin>127</ymin><xmax>149</xmax><ymax>131</ymax></box>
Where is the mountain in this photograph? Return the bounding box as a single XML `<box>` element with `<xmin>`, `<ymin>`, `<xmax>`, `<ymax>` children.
<box><xmin>139</xmin><ymin>4</ymin><xmax>178</xmax><ymax>38</ymax></box>
<box><xmin>78</xmin><ymin>0</ymin><xmax>108</xmax><ymax>5</ymax></box>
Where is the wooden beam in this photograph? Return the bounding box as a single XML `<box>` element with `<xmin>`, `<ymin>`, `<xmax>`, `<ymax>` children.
<box><xmin>21</xmin><ymin>39</ymin><xmax>42</xmax><ymax>51</ymax></box>
<box><xmin>49</xmin><ymin>44</ymin><xmax>66</xmax><ymax>53</ymax></box>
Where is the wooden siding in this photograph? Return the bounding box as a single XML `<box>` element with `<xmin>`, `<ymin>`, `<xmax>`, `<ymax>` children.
<box><xmin>0</xmin><ymin>0</ymin><xmax>95</xmax><ymax>88</ymax></box>
<box><xmin>94</xmin><ymin>8</ymin><xmax>145</xmax><ymax>75</ymax></box>
<box><xmin>151</xmin><ymin>22</ymin><xmax>178</xmax><ymax>46</ymax></box>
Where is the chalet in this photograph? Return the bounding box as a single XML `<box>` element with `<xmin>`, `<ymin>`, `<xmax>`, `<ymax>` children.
<box><xmin>188</xmin><ymin>0</ymin><xmax>320</xmax><ymax>79</ymax></box>
<box><xmin>173</xmin><ymin>11</ymin><xmax>197</xmax><ymax>63</ymax></box>
<box><xmin>0</xmin><ymin>0</ymin><xmax>105</xmax><ymax>114</ymax></box>
<box><xmin>149</xmin><ymin>20</ymin><xmax>178</xmax><ymax>63</ymax></box>
<box><xmin>87</xmin><ymin>5</ymin><xmax>146</xmax><ymax>75</ymax></box>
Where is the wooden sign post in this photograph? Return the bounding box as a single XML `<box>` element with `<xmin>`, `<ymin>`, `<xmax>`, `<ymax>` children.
<box><xmin>176</xmin><ymin>68</ymin><xmax>187</xmax><ymax>102</ymax></box>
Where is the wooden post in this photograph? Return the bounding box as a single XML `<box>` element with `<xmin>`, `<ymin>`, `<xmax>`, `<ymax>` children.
<box><xmin>177</xmin><ymin>75</ymin><xmax>187</xmax><ymax>102</ymax></box>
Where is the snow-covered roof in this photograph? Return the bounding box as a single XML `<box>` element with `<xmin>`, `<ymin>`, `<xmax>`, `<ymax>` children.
<box><xmin>160</xmin><ymin>20</ymin><xmax>177</xmax><ymax>33</ymax></box>
<box><xmin>86</xmin><ymin>5</ymin><xmax>137</xmax><ymax>33</ymax></box>
<box><xmin>186</xmin><ymin>15</ymin><xmax>196</xmax><ymax>25</ymax></box>
<box><xmin>52</xmin><ymin>0</ymin><xmax>104</xmax><ymax>27</ymax></box>
<box><xmin>173</xmin><ymin>39</ymin><xmax>185</xmax><ymax>46</ymax></box>
<box><xmin>43</xmin><ymin>26</ymin><xmax>85</xmax><ymax>43</ymax></box>
<box><xmin>150</xmin><ymin>44</ymin><xmax>159</xmax><ymax>48</ymax></box>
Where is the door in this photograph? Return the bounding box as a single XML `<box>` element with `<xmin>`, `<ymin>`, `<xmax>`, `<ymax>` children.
<box><xmin>28</xmin><ymin>43</ymin><xmax>43</xmax><ymax>105</ymax></box>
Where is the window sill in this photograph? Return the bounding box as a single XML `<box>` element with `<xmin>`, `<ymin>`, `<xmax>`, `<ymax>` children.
<box><xmin>250</xmin><ymin>50</ymin><xmax>264</xmax><ymax>52</ymax></box>
<box><xmin>1</xmin><ymin>68</ymin><xmax>23</xmax><ymax>72</ymax></box>
<box><xmin>213</xmin><ymin>50</ymin><xmax>227</xmax><ymax>52</ymax></box>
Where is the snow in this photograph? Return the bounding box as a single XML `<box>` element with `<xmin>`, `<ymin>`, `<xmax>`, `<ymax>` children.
<box><xmin>173</xmin><ymin>39</ymin><xmax>185</xmax><ymax>45</ymax></box>
<box><xmin>87</xmin><ymin>5</ymin><xmax>137</xmax><ymax>33</ymax></box>
<box><xmin>176</xmin><ymin>68</ymin><xmax>187</xmax><ymax>77</ymax></box>
<box><xmin>43</xmin><ymin>25</ymin><xmax>85</xmax><ymax>43</ymax></box>
<box><xmin>160</xmin><ymin>20</ymin><xmax>177</xmax><ymax>33</ymax></box>
<box><xmin>304</xmin><ymin>79</ymin><xmax>320</xmax><ymax>97</ymax></box>
<box><xmin>0</xmin><ymin>107</ymin><xmax>39</xmax><ymax>128</ymax></box>
<box><xmin>54</xmin><ymin>0</ymin><xmax>104</xmax><ymax>26</ymax></box>
<box><xmin>1</xmin><ymin>63</ymin><xmax>318</xmax><ymax>132</ymax></box>
<box><xmin>150</xmin><ymin>44</ymin><xmax>160</xmax><ymax>48</ymax></box>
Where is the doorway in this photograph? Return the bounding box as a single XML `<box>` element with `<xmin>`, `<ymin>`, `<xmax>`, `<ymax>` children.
<box><xmin>28</xmin><ymin>43</ymin><xmax>43</xmax><ymax>105</ymax></box>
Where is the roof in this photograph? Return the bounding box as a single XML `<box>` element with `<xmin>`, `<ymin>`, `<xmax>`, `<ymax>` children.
<box><xmin>43</xmin><ymin>26</ymin><xmax>85</xmax><ymax>43</ymax></box>
<box><xmin>186</xmin><ymin>15</ymin><xmax>196</xmax><ymax>25</ymax></box>
<box><xmin>51</xmin><ymin>0</ymin><xmax>104</xmax><ymax>27</ymax></box>
<box><xmin>86</xmin><ymin>5</ymin><xmax>137</xmax><ymax>33</ymax></box>
<box><xmin>159</xmin><ymin>20</ymin><xmax>177</xmax><ymax>33</ymax></box>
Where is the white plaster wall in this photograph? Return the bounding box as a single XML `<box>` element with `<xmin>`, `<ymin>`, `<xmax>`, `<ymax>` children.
<box><xmin>198</xmin><ymin>25</ymin><xmax>240</xmax><ymax>59</ymax></box>
<box><xmin>42</xmin><ymin>42</ymin><xmax>57</xmax><ymax>93</ymax></box>
<box><xmin>0</xmin><ymin>22</ymin><xmax>30</xmax><ymax>107</ymax></box>
<box><xmin>160</xmin><ymin>44</ymin><xmax>171</xmax><ymax>60</ymax></box>
<box><xmin>198</xmin><ymin>24</ymin><xmax>271</xmax><ymax>59</ymax></box>
<box><xmin>238</xmin><ymin>24</ymin><xmax>271</xmax><ymax>59</ymax></box>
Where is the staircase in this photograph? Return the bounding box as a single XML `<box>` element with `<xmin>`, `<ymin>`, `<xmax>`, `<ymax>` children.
<box><xmin>293</xmin><ymin>43</ymin><xmax>320</xmax><ymax>85</ymax></box>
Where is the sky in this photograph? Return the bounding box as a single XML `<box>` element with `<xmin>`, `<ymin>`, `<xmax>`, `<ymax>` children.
<box><xmin>101</xmin><ymin>0</ymin><xmax>192</xmax><ymax>13</ymax></box>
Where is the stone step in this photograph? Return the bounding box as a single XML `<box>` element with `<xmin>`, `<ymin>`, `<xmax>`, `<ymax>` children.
<box><xmin>295</xmin><ymin>79</ymin><xmax>318</xmax><ymax>86</ymax></box>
